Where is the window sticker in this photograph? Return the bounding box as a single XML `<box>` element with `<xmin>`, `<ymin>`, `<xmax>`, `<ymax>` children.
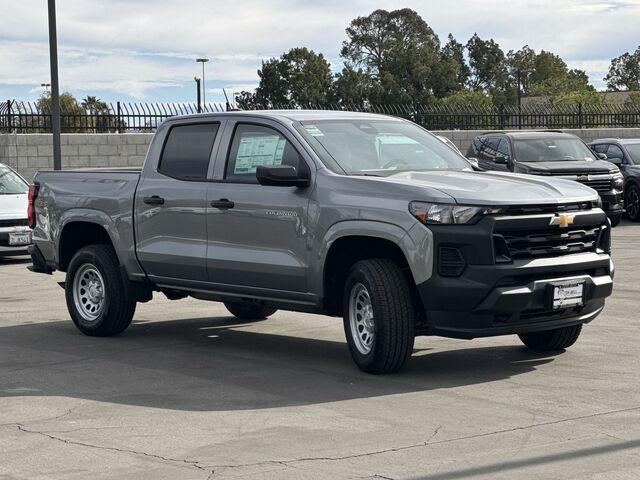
<box><xmin>234</xmin><ymin>134</ymin><xmax>286</xmax><ymax>174</ymax></box>
<box><xmin>304</xmin><ymin>124</ymin><xmax>325</xmax><ymax>137</ymax></box>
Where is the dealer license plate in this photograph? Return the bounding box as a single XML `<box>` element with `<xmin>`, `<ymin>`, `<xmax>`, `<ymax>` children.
<box><xmin>552</xmin><ymin>283</ymin><xmax>584</xmax><ymax>309</ymax></box>
<box><xmin>8</xmin><ymin>232</ymin><xmax>32</xmax><ymax>246</ymax></box>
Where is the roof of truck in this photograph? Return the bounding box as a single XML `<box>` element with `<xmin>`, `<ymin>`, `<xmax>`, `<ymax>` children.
<box><xmin>164</xmin><ymin>110</ymin><xmax>399</xmax><ymax>123</ymax></box>
<box><xmin>588</xmin><ymin>137</ymin><xmax>640</xmax><ymax>145</ymax></box>
<box><xmin>479</xmin><ymin>131</ymin><xmax>577</xmax><ymax>140</ymax></box>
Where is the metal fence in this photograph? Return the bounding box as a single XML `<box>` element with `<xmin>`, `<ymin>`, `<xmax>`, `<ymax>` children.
<box><xmin>2</xmin><ymin>99</ymin><xmax>640</xmax><ymax>133</ymax></box>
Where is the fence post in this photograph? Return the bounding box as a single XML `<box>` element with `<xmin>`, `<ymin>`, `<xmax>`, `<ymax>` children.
<box><xmin>578</xmin><ymin>102</ymin><xmax>583</xmax><ymax>129</ymax></box>
<box><xmin>7</xmin><ymin>100</ymin><xmax>12</xmax><ymax>133</ymax></box>
<box><xmin>116</xmin><ymin>101</ymin><xmax>121</xmax><ymax>133</ymax></box>
<box><xmin>498</xmin><ymin>104</ymin><xmax>505</xmax><ymax>130</ymax></box>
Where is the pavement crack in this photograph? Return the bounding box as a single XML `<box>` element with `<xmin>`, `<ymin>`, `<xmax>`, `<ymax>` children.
<box><xmin>211</xmin><ymin>405</ymin><xmax>640</xmax><ymax>472</ymax></box>
<box><xmin>15</xmin><ymin>424</ymin><xmax>214</xmax><ymax>476</ymax></box>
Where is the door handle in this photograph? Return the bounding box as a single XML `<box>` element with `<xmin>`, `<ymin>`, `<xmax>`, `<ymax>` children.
<box><xmin>211</xmin><ymin>198</ymin><xmax>235</xmax><ymax>210</ymax></box>
<box><xmin>143</xmin><ymin>195</ymin><xmax>165</xmax><ymax>205</ymax></box>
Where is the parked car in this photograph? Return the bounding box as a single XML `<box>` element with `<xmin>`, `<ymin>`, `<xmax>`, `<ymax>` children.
<box><xmin>467</xmin><ymin>131</ymin><xmax>624</xmax><ymax>226</ymax></box>
<box><xmin>588</xmin><ymin>138</ymin><xmax>640</xmax><ymax>222</ymax></box>
<box><xmin>0</xmin><ymin>163</ymin><xmax>32</xmax><ymax>257</ymax></box>
<box><xmin>29</xmin><ymin>111</ymin><xmax>614</xmax><ymax>374</ymax></box>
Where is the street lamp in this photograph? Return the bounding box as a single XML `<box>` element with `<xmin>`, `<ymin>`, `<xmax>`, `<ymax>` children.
<box><xmin>47</xmin><ymin>0</ymin><xmax>61</xmax><ymax>171</ymax></box>
<box><xmin>41</xmin><ymin>83</ymin><xmax>51</xmax><ymax>92</ymax></box>
<box><xmin>196</xmin><ymin>58</ymin><xmax>209</xmax><ymax>109</ymax></box>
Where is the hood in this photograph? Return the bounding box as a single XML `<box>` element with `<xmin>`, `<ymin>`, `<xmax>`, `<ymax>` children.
<box><xmin>0</xmin><ymin>193</ymin><xmax>28</xmax><ymax>220</ymax></box>
<box><xmin>380</xmin><ymin>170</ymin><xmax>598</xmax><ymax>206</ymax></box>
<box><xmin>519</xmin><ymin>160</ymin><xmax>616</xmax><ymax>174</ymax></box>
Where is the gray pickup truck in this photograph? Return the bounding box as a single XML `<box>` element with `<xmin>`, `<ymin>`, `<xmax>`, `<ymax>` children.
<box><xmin>29</xmin><ymin>111</ymin><xmax>614</xmax><ymax>373</ymax></box>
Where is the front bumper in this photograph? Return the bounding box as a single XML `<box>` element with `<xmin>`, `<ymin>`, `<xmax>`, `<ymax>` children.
<box><xmin>600</xmin><ymin>190</ymin><xmax>624</xmax><ymax>217</ymax></box>
<box><xmin>415</xmin><ymin>209</ymin><xmax>614</xmax><ymax>339</ymax></box>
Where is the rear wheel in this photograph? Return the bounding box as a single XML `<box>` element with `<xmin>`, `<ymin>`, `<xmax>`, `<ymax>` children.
<box><xmin>343</xmin><ymin>259</ymin><xmax>414</xmax><ymax>374</ymax></box>
<box><xmin>518</xmin><ymin>324</ymin><xmax>582</xmax><ymax>352</ymax></box>
<box><xmin>224</xmin><ymin>302</ymin><xmax>277</xmax><ymax>321</ymax></box>
<box><xmin>65</xmin><ymin>245</ymin><xmax>136</xmax><ymax>336</ymax></box>
<box><xmin>625</xmin><ymin>184</ymin><xmax>640</xmax><ymax>222</ymax></box>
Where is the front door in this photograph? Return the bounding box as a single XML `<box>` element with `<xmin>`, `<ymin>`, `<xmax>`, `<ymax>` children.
<box><xmin>135</xmin><ymin>122</ymin><xmax>220</xmax><ymax>282</ymax></box>
<box><xmin>206</xmin><ymin>121</ymin><xmax>312</xmax><ymax>293</ymax></box>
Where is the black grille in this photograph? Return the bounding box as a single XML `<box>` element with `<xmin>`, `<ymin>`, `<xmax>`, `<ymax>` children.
<box><xmin>495</xmin><ymin>225</ymin><xmax>601</xmax><ymax>260</ymax></box>
<box><xmin>0</xmin><ymin>218</ymin><xmax>28</xmax><ymax>228</ymax></box>
<box><xmin>579</xmin><ymin>178</ymin><xmax>612</xmax><ymax>193</ymax></box>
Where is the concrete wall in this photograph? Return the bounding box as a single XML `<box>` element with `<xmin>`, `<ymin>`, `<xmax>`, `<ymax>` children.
<box><xmin>2</xmin><ymin>128</ymin><xmax>640</xmax><ymax>181</ymax></box>
<box><xmin>0</xmin><ymin>133</ymin><xmax>152</xmax><ymax>182</ymax></box>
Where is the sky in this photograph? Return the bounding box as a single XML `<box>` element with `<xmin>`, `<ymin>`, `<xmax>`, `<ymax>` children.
<box><xmin>1</xmin><ymin>0</ymin><xmax>639</xmax><ymax>105</ymax></box>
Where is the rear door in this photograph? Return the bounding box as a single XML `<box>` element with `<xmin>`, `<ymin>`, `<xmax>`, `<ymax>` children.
<box><xmin>135</xmin><ymin>121</ymin><xmax>221</xmax><ymax>282</ymax></box>
<box><xmin>205</xmin><ymin>119</ymin><xmax>314</xmax><ymax>294</ymax></box>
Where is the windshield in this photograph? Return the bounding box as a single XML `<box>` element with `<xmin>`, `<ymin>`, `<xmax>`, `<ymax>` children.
<box><xmin>513</xmin><ymin>138</ymin><xmax>597</xmax><ymax>162</ymax></box>
<box><xmin>624</xmin><ymin>144</ymin><xmax>640</xmax><ymax>164</ymax></box>
<box><xmin>296</xmin><ymin>119</ymin><xmax>472</xmax><ymax>175</ymax></box>
<box><xmin>0</xmin><ymin>165</ymin><xmax>28</xmax><ymax>194</ymax></box>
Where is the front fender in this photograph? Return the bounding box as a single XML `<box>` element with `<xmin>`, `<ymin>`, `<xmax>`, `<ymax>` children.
<box><xmin>309</xmin><ymin>219</ymin><xmax>433</xmax><ymax>297</ymax></box>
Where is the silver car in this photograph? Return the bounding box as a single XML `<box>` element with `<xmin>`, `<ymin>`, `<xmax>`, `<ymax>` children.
<box><xmin>0</xmin><ymin>163</ymin><xmax>32</xmax><ymax>257</ymax></box>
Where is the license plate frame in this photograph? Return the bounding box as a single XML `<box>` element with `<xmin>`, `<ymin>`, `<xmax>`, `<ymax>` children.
<box><xmin>551</xmin><ymin>282</ymin><xmax>584</xmax><ymax>310</ymax></box>
<box><xmin>8</xmin><ymin>231</ymin><xmax>32</xmax><ymax>246</ymax></box>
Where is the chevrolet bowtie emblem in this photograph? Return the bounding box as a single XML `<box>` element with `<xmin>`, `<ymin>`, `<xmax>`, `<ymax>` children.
<box><xmin>550</xmin><ymin>213</ymin><xmax>576</xmax><ymax>228</ymax></box>
<box><xmin>577</xmin><ymin>175</ymin><xmax>589</xmax><ymax>182</ymax></box>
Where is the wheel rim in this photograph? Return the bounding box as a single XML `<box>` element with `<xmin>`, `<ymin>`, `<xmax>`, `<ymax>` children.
<box><xmin>349</xmin><ymin>283</ymin><xmax>375</xmax><ymax>355</ymax></box>
<box><xmin>73</xmin><ymin>263</ymin><xmax>106</xmax><ymax>322</ymax></box>
<box><xmin>627</xmin><ymin>188</ymin><xmax>639</xmax><ymax>219</ymax></box>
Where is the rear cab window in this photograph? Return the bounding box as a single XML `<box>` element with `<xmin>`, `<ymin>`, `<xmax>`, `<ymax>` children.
<box><xmin>158</xmin><ymin>123</ymin><xmax>219</xmax><ymax>180</ymax></box>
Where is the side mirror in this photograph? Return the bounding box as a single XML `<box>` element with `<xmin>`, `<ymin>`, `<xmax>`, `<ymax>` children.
<box><xmin>596</xmin><ymin>152</ymin><xmax>608</xmax><ymax>160</ymax></box>
<box><xmin>466</xmin><ymin>157</ymin><xmax>480</xmax><ymax>169</ymax></box>
<box><xmin>256</xmin><ymin>164</ymin><xmax>310</xmax><ymax>187</ymax></box>
<box><xmin>494</xmin><ymin>155</ymin><xmax>509</xmax><ymax>165</ymax></box>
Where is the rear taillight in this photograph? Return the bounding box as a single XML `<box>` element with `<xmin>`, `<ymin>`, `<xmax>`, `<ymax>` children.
<box><xmin>28</xmin><ymin>184</ymin><xmax>39</xmax><ymax>229</ymax></box>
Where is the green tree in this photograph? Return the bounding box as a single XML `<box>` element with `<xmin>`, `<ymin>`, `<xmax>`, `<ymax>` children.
<box><xmin>605</xmin><ymin>47</ymin><xmax>640</xmax><ymax>91</ymax></box>
<box><xmin>432</xmin><ymin>34</ymin><xmax>469</xmax><ymax>98</ymax></box>
<box><xmin>439</xmin><ymin>89</ymin><xmax>493</xmax><ymax>110</ymax></box>
<box><xmin>236</xmin><ymin>47</ymin><xmax>332</xmax><ymax>108</ymax></box>
<box><xmin>330</xmin><ymin>66</ymin><xmax>376</xmax><ymax>105</ymax></box>
<box><xmin>506</xmin><ymin>45</ymin><xmax>536</xmax><ymax>94</ymax></box>
<box><xmin>81</xmin><ymin>95</ymin><xmax>109</xmax><ymax>113</ymax></box>
<box><xmin>36</xmin><ymin>92</ymin><xmax>86</xmax><ymax>132</ymax></box>
<box><xmin>340</xmin><ymin>8</ymin><xmax>440</xmax><ymax>104</ymax></box>
<box><xmin>466</xmin><ymin>34</ymin><xmax>507</xmax><ymax>92</ymax></box>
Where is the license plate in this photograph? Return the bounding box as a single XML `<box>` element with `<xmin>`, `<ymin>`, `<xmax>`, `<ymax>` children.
<box><xmin>8</xmin><ymin>232</ymin><xmax>32</xmax><ymax>246</ymax></box>
<box><xmin>552</xmin><ymin>283</ymin><xmax>584</xmax><ymax>309</ymax></box>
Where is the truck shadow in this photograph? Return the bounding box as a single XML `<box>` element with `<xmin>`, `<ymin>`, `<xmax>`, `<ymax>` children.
<box><xmin>0</xmin><ymin>316</ymin><xmax>554</xmax><ymax>412</ymax></box>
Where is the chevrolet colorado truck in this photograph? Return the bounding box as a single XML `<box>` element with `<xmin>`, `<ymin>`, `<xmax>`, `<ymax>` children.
<box><xmin>29</xmin><ymin>111</ymin><xmax>614</xmax><ymax>373</ymax></box>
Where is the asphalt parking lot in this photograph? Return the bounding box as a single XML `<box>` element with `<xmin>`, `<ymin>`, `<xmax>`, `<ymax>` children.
<box><xmin>1</xmin><ymin>223</ymin><xmax>639</xmax><ymax>480</ymax></box>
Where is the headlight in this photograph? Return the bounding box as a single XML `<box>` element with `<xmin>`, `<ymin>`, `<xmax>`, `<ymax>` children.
<box><xmin>612</xmin><ymin>174</ymin><xmax>624</xmax><ymax>190</ymax></box>
<box><xmin>409</xmin><ymin>202</ymin><xmax>504</xmax><ymax>225</ymax></box>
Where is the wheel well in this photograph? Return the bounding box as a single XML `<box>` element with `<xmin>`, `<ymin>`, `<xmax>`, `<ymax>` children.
<box><xmin>322</xmin><ymin>236</ymin><xmax>414</xmax><ymax>315</ymax></box>
<box><xmin>58</xmin><ymin>222</ymin><xmax>114</xmax><ymax>271</ymax></box>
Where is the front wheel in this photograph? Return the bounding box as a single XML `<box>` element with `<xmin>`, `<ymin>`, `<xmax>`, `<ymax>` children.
<box><xmin>518</xmin><ymin>324</ymin><xmax>582</xmax><ymax>352</ymax></box>
<box><xmin>65</xmin><ymin>245</ymin><xmax>136</xmax><ymax>336</ymax></box>
<box><xmin>609</xmin><ymin>215</ymin><xmax>622</xmax><ymax>227</ymax></box>
<box><xmin>343</xmin><ymin>259</ymin><xmax>415</xmax><ymax>374</ymax></box>
<box><xmin>625</xmin><ymin>184</ymin><xmax>640</xmax><ymax>222</ymax></box>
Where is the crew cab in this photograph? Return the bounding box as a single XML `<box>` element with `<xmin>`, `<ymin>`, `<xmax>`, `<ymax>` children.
<box><xmin>467</xmin><ymin>131</ymin><xmax>624</xmax><ymax>226</ymax></box>
<box><xmin>29</xmin><ymin>111</ymin><xmax>614</xmax><ymax>373</ymax></box>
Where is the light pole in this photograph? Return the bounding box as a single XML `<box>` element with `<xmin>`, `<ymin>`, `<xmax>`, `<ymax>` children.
<box><xmin>194</xmin><ymin>77</ymin><xmax>202</xmax><ymax>113</ymax></box>
<box><xmin>196</xmin><ymin>58</ymin><xmax>209</xmax><ymax>109</ymax></box>
<box><xmin>47</xmin><ymin>0</ymin><xmax>61</xmax><ymax>170</ymax></box>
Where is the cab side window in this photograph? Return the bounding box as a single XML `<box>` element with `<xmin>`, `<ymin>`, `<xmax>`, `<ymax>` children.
<box><xmin>496</xmin><ymin>139</ymin><xmax>510</xmax><ymax>159</ymax></box>
<box><xmin>158</xmin><ymin>123</ymin><xmax>219</xmax><ymax>180</ymax></box>
<box><xmin>225</xmin><ymin>124</ymin><xmax>303</xmax><ymax>183</ymax></box>
<box><xmin>592</xmin><ymin>144</ymin><xmax>608</xmax><ymax>154</ymax></box>
<box><xmin>480</xmin><ymin>137</ymin><xmax>500</xmax><ymax>161</ymax></box>
<box><xmin>606</xmin><ymin>144</ymin><xmax>624</xmax><ymax>160</ymax></box>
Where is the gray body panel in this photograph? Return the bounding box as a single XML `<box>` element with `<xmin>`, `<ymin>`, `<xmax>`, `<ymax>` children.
<box><xmin>32</xmin><ymin>111</ymin><xmax>603</xmax><ymax>312</ymax></box>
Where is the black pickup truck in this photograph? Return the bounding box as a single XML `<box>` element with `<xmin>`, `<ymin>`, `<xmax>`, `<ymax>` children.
<box><xmin>467</xmin><ymin>131</ymin><xmax>624</xmax><ymax>226</ymax></box>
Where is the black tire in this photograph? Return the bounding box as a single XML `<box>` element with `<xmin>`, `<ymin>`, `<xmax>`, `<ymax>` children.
<box><xmin>224</xmin><ymin>302</ymin><xmax>277</xmax><ymax>321</ymax></box>
<box><xmin>609</xmin><ymin>215</ymin><xmax>622</xmax><ymax>227</ymax></box>
<box><xmin>518</xmin><ymin>324</ymin><xmax>582</xmax><ymax>352</ymax></box>
<box><xmin>65</xmin><ymin>245</ymin><xmax>136</xmax><ymax>337</ymax></box>
<box><xmin>343</xmin><ymin>259</ymin><xmax>415</xmax><ymax>374</ymax></box>
<box><xmin>625</xmin><ymin>184</ymin><xmax>640</xmax><ymax>222</ymax></box>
